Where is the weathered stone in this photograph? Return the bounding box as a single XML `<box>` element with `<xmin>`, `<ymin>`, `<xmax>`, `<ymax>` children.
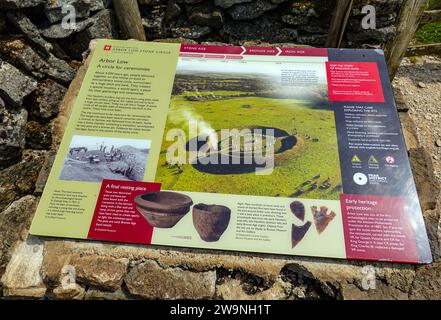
<box><xmin>188</xmin><ymin>2</ymin><xmax>225</xmax><ymax>28</ymax></box>
<box><xmin>410</xmin><ymin>261</ymin><xmax>441</xmax><ymax>300</ymax></box>
<box><xmin>0</xmin><ymin>60</ymin><xmax>37</xmax><ymax>107</ymax></box>
<box><xmin>216</xmin><ymin>277</ymin><xmax>289</xmax><ymax>299</ymax></box>
<box><xmin>352</xmin><ymin>0</ymin><xmax>403</xmax><ymax>16</ymax></box>
<box><xmin>165</xmin><ymin>0</ymin><xmax>181</xmax><ymax>21</ymax></box>
<box><xmin>1</xmin><ymin>237</ymin><xmax>46</xmax><ymax>298</ymax></box>
<box><xmin>44</xmin><ymin>0</ymin><xmax>91</xmax><ymax>24</ymax></box>
<box><xmin>0</xmin><ymin>0</ymin><xmax>44</xmax><ymax>9</ymax></box>
<box><xmin>59</xmin><ymin>9</ymin><xmax>118</xmax><ymax>60</ymax></box>
<box><xmin>87</xmin><ymin>9</ymin><xmax>117</xmax><ymax>38</ymax></box>
<box><xmin>0</xmin><ymin>150</ymin><xmax>46</xmax><ymax>211</ymax></box>
<box><xmin>346</xmin><ymin>25</ymin><xmax>396</xmax><ymax>44</ymax></box>
<box><xmin>46</xmin><ymin>54</ymin><xmax>76</xmax><ymax>84</ymax></box>
<box><xmin>399</xmin><ymin>113</ymin><xmax>419</xmax><ymax>151</ymax></box>
<box><xmin>394</xmin><ymin>86</ymin><xmax>409</xmax><ymax>112</ymax></box>
<box><xmin>0</xmin><ymin>40</ymin><xmax>75</xmax><ymax>84</ymax></box>
<box><xmin>409</xmin><ymin>147</ymin><xmax>440</xmax><ymax>211</ymax></box>
<box><xmin>31</xmin><ymin>79</ymin><xmax>67</xmax><ymax>119</ymax></box>
<box><xmin>153</xmin><ymin>37</ymin><xmax>197</xmax><ymax>44</ymax></box>
<box><xmin>297</xmin><ymin>34</ymin><xmax>327</xmax><ymax>46</ymax></box>
<box><xmin>171</xmin><ymin>25</ymin><xmax>211</xmax><ymax>39</ymax></box>
<box><xmin>90</xmin><ymin>0</ymin><xmax>106</xmax><ymax>11</ymax></box>
<box><xmin>74</xmin><ymin>255</ymin><xmax>128</xmax><ymax>291</ymax></box>
<box><xmin>228</xmin><ymin>0</ymin><xmax>278</xmax><ymax>20</ymax></box>
<box><xmin>281</xmin><ymin>14</ymin><xmax>309</xmax><ymax>26</ymax></box>
<box><xmin>125</xmin><ymin>260</ymin><xmax>216</xmax><ymax>299</ymax></box>
<box><xmin>25</xmin><ymin>121</ymin><xmax>52</xmax><ymax>150</ymax></box>
<box><xmin>0</xmin><ymin>105</ymin><xmax>27</xmax><ymax>169</ymax></box>
<box><xmin>223</xmin><ymin>15</ymin><xmax>297</xmax><ymax>43</ymax></box>
<box><xmin>0</xmin><ymin>196</ymin><xmax>38</xmax><ymax>277</ymax></box>
<box><xmin>6</xmin><ymin>11</ymin><xmax>53</xmax><ymax>56</ymax></box>
<box><xmin>52</xmin><ymin>283</ymin><xmax>86</xmax><ymax>300</ymax></box>
<box><xmin>142</xmin><ymin>13</ymin><xmax>167</xmax><ymax>39</ymax></box>
<box><xmin>34</xmin><ymin>150</ymin><xmax>56</xmax><ymax>195</ymax></box>
<box><xmin>214</xmin><ymin>0</ymin><xmax>252</xmax><ymax>9</ymax></box>
<box><xmin>85</xmin><ymin>287</ymin><xmax>129</xmax><ymax>300</ymax></box>
<box><xmin>40</xmin><ymin>18</ymin><xmax>94</xmax><ymax>39</ymax></box>
<box><xmin>341</xmin><ymin>283</ymin><xmax>409</xmax><ymax>300</ymax></box>
<box><xmin>41</xmin><ymin>243</ymin><xmax>128</xmax><ymax>291</ymax></box>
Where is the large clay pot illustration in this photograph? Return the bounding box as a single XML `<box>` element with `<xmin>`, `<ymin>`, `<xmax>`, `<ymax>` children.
<box><xmin>134</xmin><ymin>191</ymin><xmax>193</xmax><ymax>228</ymax></box>
<box><xmin>192</xmin><ymin>204</ymin><xmax>231</xmax><ymax>242</ymax></box>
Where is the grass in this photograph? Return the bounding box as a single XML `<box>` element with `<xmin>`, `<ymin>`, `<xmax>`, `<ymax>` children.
<box><xmin>415</xmin><ymin>22</ymin><xmax>441</xmax><ymax>44</ymax></box>
<box><xmin>155</xmin><ymin>91</ymin><xmax>342</xmax><ymax>200</ymax></box>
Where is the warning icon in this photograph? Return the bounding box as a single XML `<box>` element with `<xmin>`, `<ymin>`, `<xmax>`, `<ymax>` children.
<box><xmin>369</xmin><ymin>155</ymin><xmax>379</xmax><ymax>164</ymax></box>
<box><xmin>351</xmin><ymin>155</ymin><xmax>361</xmax><ymax>163</ymax></box>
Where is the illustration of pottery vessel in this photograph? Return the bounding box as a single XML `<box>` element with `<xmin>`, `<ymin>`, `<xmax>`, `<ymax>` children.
<box><xmin>192</xmin><ymin>204</ymin><xmax>231</xmax><ymax>242</ymax></box>
<box><xmin>134</xmin><ymin>191</ymin><xmax>193</xmax><ymax>228</ymax></box>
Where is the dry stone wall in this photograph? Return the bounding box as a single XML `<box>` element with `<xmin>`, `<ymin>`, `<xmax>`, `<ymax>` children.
<box><xmin>140</xmin><ymin>0</ymin><xmax>403</xmax><ymax>48</ymax></box>
<box><xmin>0</xmin><ymin>0</ymin><xmax>440</xmax><ymax>300</ymax></box>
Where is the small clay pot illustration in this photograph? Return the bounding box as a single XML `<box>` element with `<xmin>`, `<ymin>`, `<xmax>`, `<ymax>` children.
<box><xmin>192</xmin><ymin>204</ymin><xmax>231</xmax><ymax>242</ymax></box>
<box><xmin>134</xmin><ymin>191</ymin><xmax>193</xmax><ymax>228</ymax></box>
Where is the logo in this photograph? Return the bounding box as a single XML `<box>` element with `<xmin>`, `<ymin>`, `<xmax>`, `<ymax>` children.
<box><xmin>353</xmin><ymin>172</ymin><xmax>368</xmax><ymax>186</ymax></box>
<box><xmin>385</xmin><ymin>156</ymin><xmax>395</xmax><ymax>164</ymax></box>
<box><xmin>368</xmin><ymin>155</ymin><xmax>378</xmax><ymax>164</ymax></box>
<box><xmin>351</xmin><ymin>155</ymin><xmax>362</xmax><ymax>163</ymax></box>
<box><xmin>104</xmin><ymin>44</ymin><xmax>112</xmax><ymax>51</ymax></box>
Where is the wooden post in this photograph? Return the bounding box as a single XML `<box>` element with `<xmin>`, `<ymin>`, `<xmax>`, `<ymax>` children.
<box><xmin>113</xmin><ymin>0</ymin><xmax>146</xmax><ymax>41</ymax></box>
<box><xmin>385</xmin><ymin>0</ymin><xmax>428</xmax><ymax>79</ymax></box>
<box><xmin>325</xmin><ymin>0</ymin><xmax>354</xmax><ymax>48</ymax></box>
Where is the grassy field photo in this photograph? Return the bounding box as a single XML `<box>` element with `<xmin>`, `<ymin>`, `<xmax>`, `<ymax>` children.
<box><xmin>155</xmin><ymin>59</ymin><xmax>342</xmax><ymax>200</ymax></box>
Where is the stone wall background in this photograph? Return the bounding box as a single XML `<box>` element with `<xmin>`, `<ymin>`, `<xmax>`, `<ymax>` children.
<box><xmin>0</xmin><ymin>0</ymin><xmax>440</xmax><ymax>300</ymax></box>
<box><xmin>140</xmin><ymin>0</ymin><xmax>403</xmax><ymax>48</ymax></box>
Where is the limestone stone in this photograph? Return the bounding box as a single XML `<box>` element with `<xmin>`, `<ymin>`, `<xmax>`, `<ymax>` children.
<box><xmin>6</xmin><ymin>11</ymin><xmax>53</xmax><ymax>56</ymax></box>
<box><xmin>409</xmin><ymin>147</ymin><xmax>440</xmax><ymax>211</ymax></box>
<box><xmin>58</xmin><ymin>9</ymin><xmax>118</xmax><ymax>60</ymax></box>
<box><xmin>0</xmin><ymin>105</ymin><xmax>27</xmax><ymax>169</ymax></box>
<box><xmin>46</xmin><ymin>54</ymin><xmax>76</xmax><ymax>85</ymax></box>
<box><xmin>410</xmin><ymin>261</ymin><xmax>441</xmax><ymax>300</ymax></box>
<box><xmin>394</xmin><ymin>86</ymin><xmax>409</xmax><ymax>112</ymax></box>
<box><xmin>0</xmin><ymin>150</ymin><xmax>46</xmax><ymax>211</ymax></box>
<box><xmin>25</xmin><ymin>121</ymin><xmax>52</xmax><ymax>150</ymax></box>
<box><xmin>1</xmin><ymin>237</ymin><xmax>46</xmax><ymax>298</ymax></box>
<box><xmin>223</xmin><ymin>15</ymin><xmax>298</xmax><ymax>43</ymax></box>
<box><xmin>74</xmin><ymin>255</ymin><xmax>128</xmax><ymax>291</ymax></box>
<box><xmin>399</xmin><ymin>112</ymin><xmax>419</xmax><ymax>151</ymax></box>
<box><xmin>85</xmin><ymin>287</ymin><xmax>129</xmax><ymax>300</ymax></box>
<box><xmin>228</xmin><ymin>0</ymin><xmax>278</xmax><ymax>21</ymax></box>
<box><xmin>0</xmin><ymin>0</ymin><xmax>45</xmax><ymax>9</ymax></box>
<box><xmin>216</xmin><ymin>277</ymin><xmax>289</xmax><ymax>299</ymax></box>
<box><xmin>214</xmin><ymin>0</ymin><xmax>252</xmax><ymax>9</ymax></box>
<box><xmin>0</xmin><ymin>40</ymin><xmax>75</xmax><ymax>85</ymax></box>
<box><xmin>31</xmin><ymin>79</ymin><xmax>67</xmax><ymax>119</ymax></box>
<box><xmin>0</xmin><ymin>59</ymin><xmax>37</xmax><ymax>107</ymax></box>
<box><xmin>125</xmin><ymin>260</ymin><xmax>216</xmax><ymax>299</ymax></box>
<box><xmin>171</xmin><ymin>25</ymin><xmax>211</xmax><ymax>39</ymax></box>
<box><xmin>34</xmin><ymin>150</ymin><xmax>56</xmax><ymax>195</ymax></box>
<box><xmin>40</xmin><ymin>18</ymin><xmax>94</xmax><ymax>39</ymax></box>
<box><xmin>0</xmin><ymin>196</ymin><xmax>38</xmax><ymax>276</ymax></box>
<box><xmin>44</xmin><ymin>0</ymin><xmax>91</xmax><ymax>24</ymax></box>
<box><xmin>188</xmin><ymin>2</ymin><xmax>225</xmax><ymax>28</ymax></box>
<box><xmin>52</xmin><ymin>283</ymin><xmax>86</xmax><ymax>300</ymax></box>
<box><xmin>41</xmin><ymin>242</ymin><xmax>128</xmax><ymax>291</ymax></box>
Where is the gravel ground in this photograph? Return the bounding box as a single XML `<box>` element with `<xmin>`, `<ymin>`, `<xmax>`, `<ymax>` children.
<box><xmin>394</xmin><ymin>55</ymin><xmax>441</xmax><ymax>184</ymax></box>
